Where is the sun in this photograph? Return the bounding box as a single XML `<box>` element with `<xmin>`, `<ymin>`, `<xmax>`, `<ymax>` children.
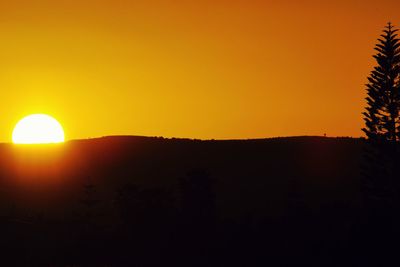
<box><xmin>12</xmin><ymin>114</ymin><xmax>65</xmax><ymax>144</ymax></box>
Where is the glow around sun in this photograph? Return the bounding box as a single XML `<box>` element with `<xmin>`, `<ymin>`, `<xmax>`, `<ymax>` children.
<box><xmin>12</xmin><ymin>114</ymin><xmax>65</xmax><ymax>144</ymax></box>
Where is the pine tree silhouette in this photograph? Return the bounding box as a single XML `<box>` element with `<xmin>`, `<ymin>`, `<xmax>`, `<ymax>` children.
<box><xmin>362</xmin><ymin>22</ymin><xmax>400</xmax><ymax>213</ymax></box>
<box><xmin>363</xmin><ymin>22</ymin><xmax>400</xmax><ymax>141</ymax></box>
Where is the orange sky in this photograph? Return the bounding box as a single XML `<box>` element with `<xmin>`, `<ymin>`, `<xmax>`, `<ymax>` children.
<box><xmin>0</xmin><ymin>0</ymin><xmax>399</xmax><ymax>141</ymax></box>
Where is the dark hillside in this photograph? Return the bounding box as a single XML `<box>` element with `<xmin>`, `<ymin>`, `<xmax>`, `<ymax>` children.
<box><xmin>0</xmin><ymin>136</ymin><xmax>364</xmax><ymax>218</ymax></box>
<box><xmin>0</xmin><ymin>136</ymin><xmax>367</xmax><ymax>266</ymax></box>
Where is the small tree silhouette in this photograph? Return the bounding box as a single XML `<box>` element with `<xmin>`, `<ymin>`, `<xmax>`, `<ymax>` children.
<box><xmin>80</xmin><ymin>179</ymin><xmax>99</xmax><ymax>228</ymax></box>
<box><xmin>362</xmin><ymin>22</ymin><xmax>400</xmax><ymax>213</ymax></box>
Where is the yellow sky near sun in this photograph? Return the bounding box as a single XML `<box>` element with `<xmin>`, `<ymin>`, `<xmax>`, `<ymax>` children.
<box><xmin>0</xmin><ymin>0</ymin><xmax>399</xmax><ymax>141</ymax></box>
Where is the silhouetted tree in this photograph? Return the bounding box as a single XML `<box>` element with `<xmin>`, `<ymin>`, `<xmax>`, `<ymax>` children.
<box><xmin>360</xmin><ymin>24</ymin><xmax>400</xmax><ymax>264</ymax></box>
<box><xmin>81</xmin><ymin>181</ymin><xmax>99</xmax><ymax>222</ymax></box>
<box><xmin>362</xmin><ymin>22</ymin><xmax>400</xmax><ymax>210</ymax></box>
<box><xmin>363</xmin><ymin>22</ymin><xmax>400</xmax><ymax>141</ymax></box>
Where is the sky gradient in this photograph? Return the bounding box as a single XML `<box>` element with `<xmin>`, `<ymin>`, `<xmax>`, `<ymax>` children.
<box><xmin>0</xmin><ymin>0</ymin><xmax>399</xmax><ymax>141</ymax></box>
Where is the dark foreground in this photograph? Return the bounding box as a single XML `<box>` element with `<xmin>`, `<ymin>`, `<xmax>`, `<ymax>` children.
<box><xmin>0</xmin><ymin>136</ymin><xmax>396</xmax><ymax>266</ymax></box>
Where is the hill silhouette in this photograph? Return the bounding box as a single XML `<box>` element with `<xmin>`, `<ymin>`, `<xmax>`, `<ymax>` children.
<box><xmin>0</xmin><ymin>136</ymin><xmax>370</xmax><ymax>266</ymax></box>
<box><xmin>0</xmin><ymin>136</ymin><xmax>363</xmax><ymax>217</ymax></box>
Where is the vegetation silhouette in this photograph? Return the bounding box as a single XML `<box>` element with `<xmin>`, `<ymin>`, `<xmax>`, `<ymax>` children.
<box><xmin>362</xmin><ymin>22</ymin><xmax>400</xmax><ymax>206</ymax></box>
<box><xmin>361</xmin><ymin>22</ymin><xmax>400</xmax><ymax>265</ymax></box>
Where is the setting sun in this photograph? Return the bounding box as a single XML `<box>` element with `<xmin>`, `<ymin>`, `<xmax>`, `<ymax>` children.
<box><xmin>12</xmin><ymin>114</ymin><xmax>65</xmax><ymax>144</ymax></box>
